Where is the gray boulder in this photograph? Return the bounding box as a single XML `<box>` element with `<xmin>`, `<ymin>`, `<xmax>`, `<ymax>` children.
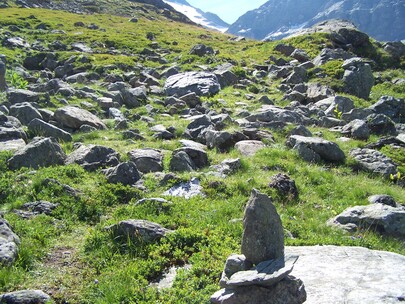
<box><xmin>349</xmin><ymin>148</ymin><xmax>397</xmax><ymax>177</ymax></box>
<box><xmin>328</xmin><ymin>203</ymin><xmax>405</xmax><ymax>237</ymax></box>
<box><xmin>341</xmin><ymin>108</ymin><xmax>374</xmax><ymax>122</ymax></box>
<box><xmin>211</xmin><ymin>276</ymin><xmax>306</xmax><ymax>304</ymax></box>
<box><xmin>184</xmin><ymin>114</ymin><xmax>213</xmax><ymax>141</ymax></box>
<box><xmin>342</xmin><ymin>58</ymin><xmax>374</xmax><ymax>99</ymax></box>
<box><xmin>6</xmin><ymin>89</ymin><xmax>40</xmax><ymax>105</ymax></box>
<box><xmin>0</xmin><ymin>139</ymin><xmax>26</xmax><ymax>152</ymax></box>
<box><xmin>173</xmin><ymin>146</ymin><xmax>208</xmax><ymax>170</ymax></box>
<box><xmin>368</xmin><ymin>195</ymin><xmax>397</xmax><ymax>207</ymax></box>
<box><xmin>28</xmin><ymin>118</ymin><xmax>72</xmax><ymax>142</ymax></box>
<box><xmin>102</xmin><ymin>162</ymin><xmax>141</xmax><ymax>185</ymax></box>
<box><xmin>287</xmin><ymin>135</ymin><xmax>345</xmax><ymax>163</ymax></box>
<box><xmin>241</xmin><ymin>190</ymin><xmax>284</xmax><ymax>265</ymax></box>
<box><xmin>235</xmin><ymin>140</ymin><xmax>266</xmax><ymax>157</ymax></box>
<box><xmin>0</xmin><ymin>218</ymin><xmax>20</xmax><ymax>266</ymax></box>
<box><xmin>0</xmin><ymin>127</ymin><xmax>27</xmax><ymax>142</ymax></box>
<box><xmin>341</xmin><ymin>119</ymin><xmax>370</xmax><ymax>140</ymax></box>
<box><xmin>19</xmin><ymin>201</ymin><xmax>57</xmax><ymax>216</ymax></box>
<box><xmin>127</xmin><ymin>148</ymin><xmax>163</xmax><ymax>173</ymax></box>
<box><xmin>205</xmin><ymin>130</ymin><xmax>235</xmax><ymax>152</ymax></box>
<box><xmin>169</xmin><ymin>150</ymin><xmax>195</xmax><ymax>172</ymax></box>
<box><xmin>0</xmin><ymin>290</ymin><xmax>51</xmax><ymax>304</ymax></box>
<box><xmin>0</xmin><ymin>60</ymin><xmax>6</xmax><ymax>91</ymax></box>
<box><xmin>107</xmin><ymin>220</ymin><xmax>172</xmax><ymax>243</ymax></box>
<box><xmin>9</xmin><ymin>102</ymin><xmax>43</xmax><ymax>126</ymax></box>
<box><xmin>164</xmin><ymin>72</ymin><xmax>220</xmax><ymax>97</ymax></box>
<box><xmin>66</xmin><ymin>144</ymin><xmax>120</xmax><ymax>171</ymax></box>
<box><xmin>214</xmin><ymin>63</ymin><xmax>239</xmax><ymax>88</ymax></box>
<box><xmin>306</xmin><ymin>83</ymin><xmax>335</xmax><ymax>103</ymax></box>
<box><xmin>54</xmin><ymin>106</ymin><xmax>106</xmax><ymax>130</ymax></box>
<box><xmin>211</xmin><ymin>158</ymin><xmax>241</xmax><ymax>177</ymax></box>
<box><xmin>268</xmin><ymin>173</ymin><xmax>299</xmax><ymax>200</ymax></box>
<box><xmin>367</xmin><ymin>114</ymin><xmax>397</xmax><ymax>135</ymax></box>
<box><xmin>189</xmin><ymin>44</ymin><xmax>214</xmax><ymax>56</ymax></box>
<box><xmin>245</xmin><ymin>105</ymin><xmax>306</xmax><ymax>125</ymax></box>
<box><xmin>8</xmin><ymin>137</ymin><xmax>66</xmax><ymax>170</ymax></box>
<box><xmin>313</xmin><ymin>48</ymin><xmax>353</xmax><ymax>66</ymax></box>
<box><xmin>369</xmin><ymin>96</ymin><xmax>405</xmax><ymax>122</ymax></box>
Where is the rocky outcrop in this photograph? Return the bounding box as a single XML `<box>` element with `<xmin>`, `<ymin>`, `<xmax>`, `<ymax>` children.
<box><xmin>227</xmin><ymin>1</ymin><xmax>404</xmax><ymax>42</ymax></box>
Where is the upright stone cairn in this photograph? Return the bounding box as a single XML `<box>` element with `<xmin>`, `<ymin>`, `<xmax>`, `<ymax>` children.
<box><xmin>211</xmin><ymin>189</ymin><xmax>306</xmax><ymax>304</ymax></box>
<box><xmin>0</xmin><ymin>59</ymin><xmax>6</xmax><ymax>92</ymax></box>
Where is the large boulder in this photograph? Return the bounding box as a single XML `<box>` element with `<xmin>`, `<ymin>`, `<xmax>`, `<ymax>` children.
<box><xmin>102</xmin><ymin>162</ymin><xmax>141</xmax><ymax>185</ymax></box>
<box><xmin>286</xmin><ymin>245</ymin><xmax>405</xmax><ymax>304</ymax></box>
<box><xmin>368</xmin><ymin>96</ymin><xmax>405</xmax><ymax>122</ymax></box>
<box><xmin>342</xmin><ymin>58</ymin><xmax>374</xmax><ymax>99</ymax></box>
<box><xmin>127</xmin><ymin>148</ymin><xmax>163</xmax><ymax>173</ymax></box>
<box><xmin>341</xmin><ymin>119</ymin><xmax>370</xmax><ymax>140</ymax></box>
<box><xmin>245</xmin><ymin>105</ymin><xmax>307</xmax><ymax>125</ymax></box>
<box><xmin>328</xmin><ymin>203</ymin><xmax>405</xmax><ymax>237</ymax></box>
<box><xmin>0</xmin><ymin>290</ymin><xmax>51</xmax><ymax>304</ymax></box>
<box><xmin>6</xmin><ymin>89</ymin><xmax>40</xmax><ymax>105</ymax></box>
<box><xmin>8</xmin><ymin>137</ymin><xmax>66</xmax><ymax>170</ymax></box>
<box><xmin>54</xmin><ymin>106</ymin><xmax>106</xmax><ymax>130</ymax></box>
<box><xmin>287</xmin><ymin>135</ymin><xmax>345</xmax><ymax>163</ymax></box>
<box><xmin>0</xmin><ymin>218</ymin><xmax>20</xmax><ymax>266</ymax></box>
<box><xmin>349</xmin><ymin>148</ymin><xmax>397</xmax><ymax>177</ymax></box>
<box><xmin>28</xmin><ymin>118</ymin><xmax>72</xmax><ymax>142</ymax></box>
<box><xmin>164</xmin><ymin>72</ymin><xmax>220</xmax><ymax>97</ymax></box>
<box><xmin>107</xmin><ymin>220</ymin><xmax>172</xmax><ymax>243</ymax></box>
<box><xmin>9</xmin><ymin>102</ymin><xmax>43</xmax><ymax>126</ymax></box>
<box><xmin>65</xmin><ymin>144</ymin><xmax>120</xmax><ymax>171</ymax></box>
<box><xmin>241</xmin><ymin>190</ymin><xmax>284</xmax><ymax>265</ymax></box>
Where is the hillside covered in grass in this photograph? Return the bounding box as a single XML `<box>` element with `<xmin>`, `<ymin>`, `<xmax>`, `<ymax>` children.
<box><xmin>0</xmin><ymin>1</ymin><xmax>405</xmax><ymax>303</ymax></box>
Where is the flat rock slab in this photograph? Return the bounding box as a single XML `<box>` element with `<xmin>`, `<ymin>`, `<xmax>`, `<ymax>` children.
<box><xmin>350</xmin><ymin>148</ymin><xmax>397</xmax><ymax>177</ymax></box>
<box><xmin>235</xmin><ymin>140</ymin><xmax>266</xmax><ymax>156</ymax></box>
<box><xmin>164</xmin><ymin>72</ymin><xmax>220</xmax><ymax>97</ymax></box>
<box><xmin>227</xmin><ymin>255</ymin><xmax>298</xmax><ymax>287</ymax></box>
<box><xmin>286</xmin><ymin>245</ymin><xmax>405</xmax><ymax>304</ymax></box>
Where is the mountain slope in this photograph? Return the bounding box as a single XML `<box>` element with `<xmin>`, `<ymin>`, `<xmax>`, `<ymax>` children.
<box><xmin>163</xmin><ymin>0</ymin><xmax>229</xmax><ymax>32</ymax></box>
<box><xmin>227</xmin><ymin>0</ymin><xmax>405</xmax><ymax>41</ymax></box>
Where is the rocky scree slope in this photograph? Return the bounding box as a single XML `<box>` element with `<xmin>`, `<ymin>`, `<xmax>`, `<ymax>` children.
<box><xmin>0</xmin><ymin>3</ymin><xmax>405</xmax><ymax>304</ymax></box>
<box><xmin>227</xmin><ymin>0</ymin><xmax>405</xmax><ymax>41</ymax></box>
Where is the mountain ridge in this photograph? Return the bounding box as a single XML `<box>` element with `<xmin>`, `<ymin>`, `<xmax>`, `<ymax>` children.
<box><xmin>227</xmin><ymin>0</ymin><xmax>405</xmax><ymax>41</ymax></box>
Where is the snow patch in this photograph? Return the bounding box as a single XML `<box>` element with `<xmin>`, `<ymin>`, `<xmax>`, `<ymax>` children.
<box><xmin>163</xmin><ymin>1</ymin><xmax>228</xmax><ymax>32</ymax></box>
